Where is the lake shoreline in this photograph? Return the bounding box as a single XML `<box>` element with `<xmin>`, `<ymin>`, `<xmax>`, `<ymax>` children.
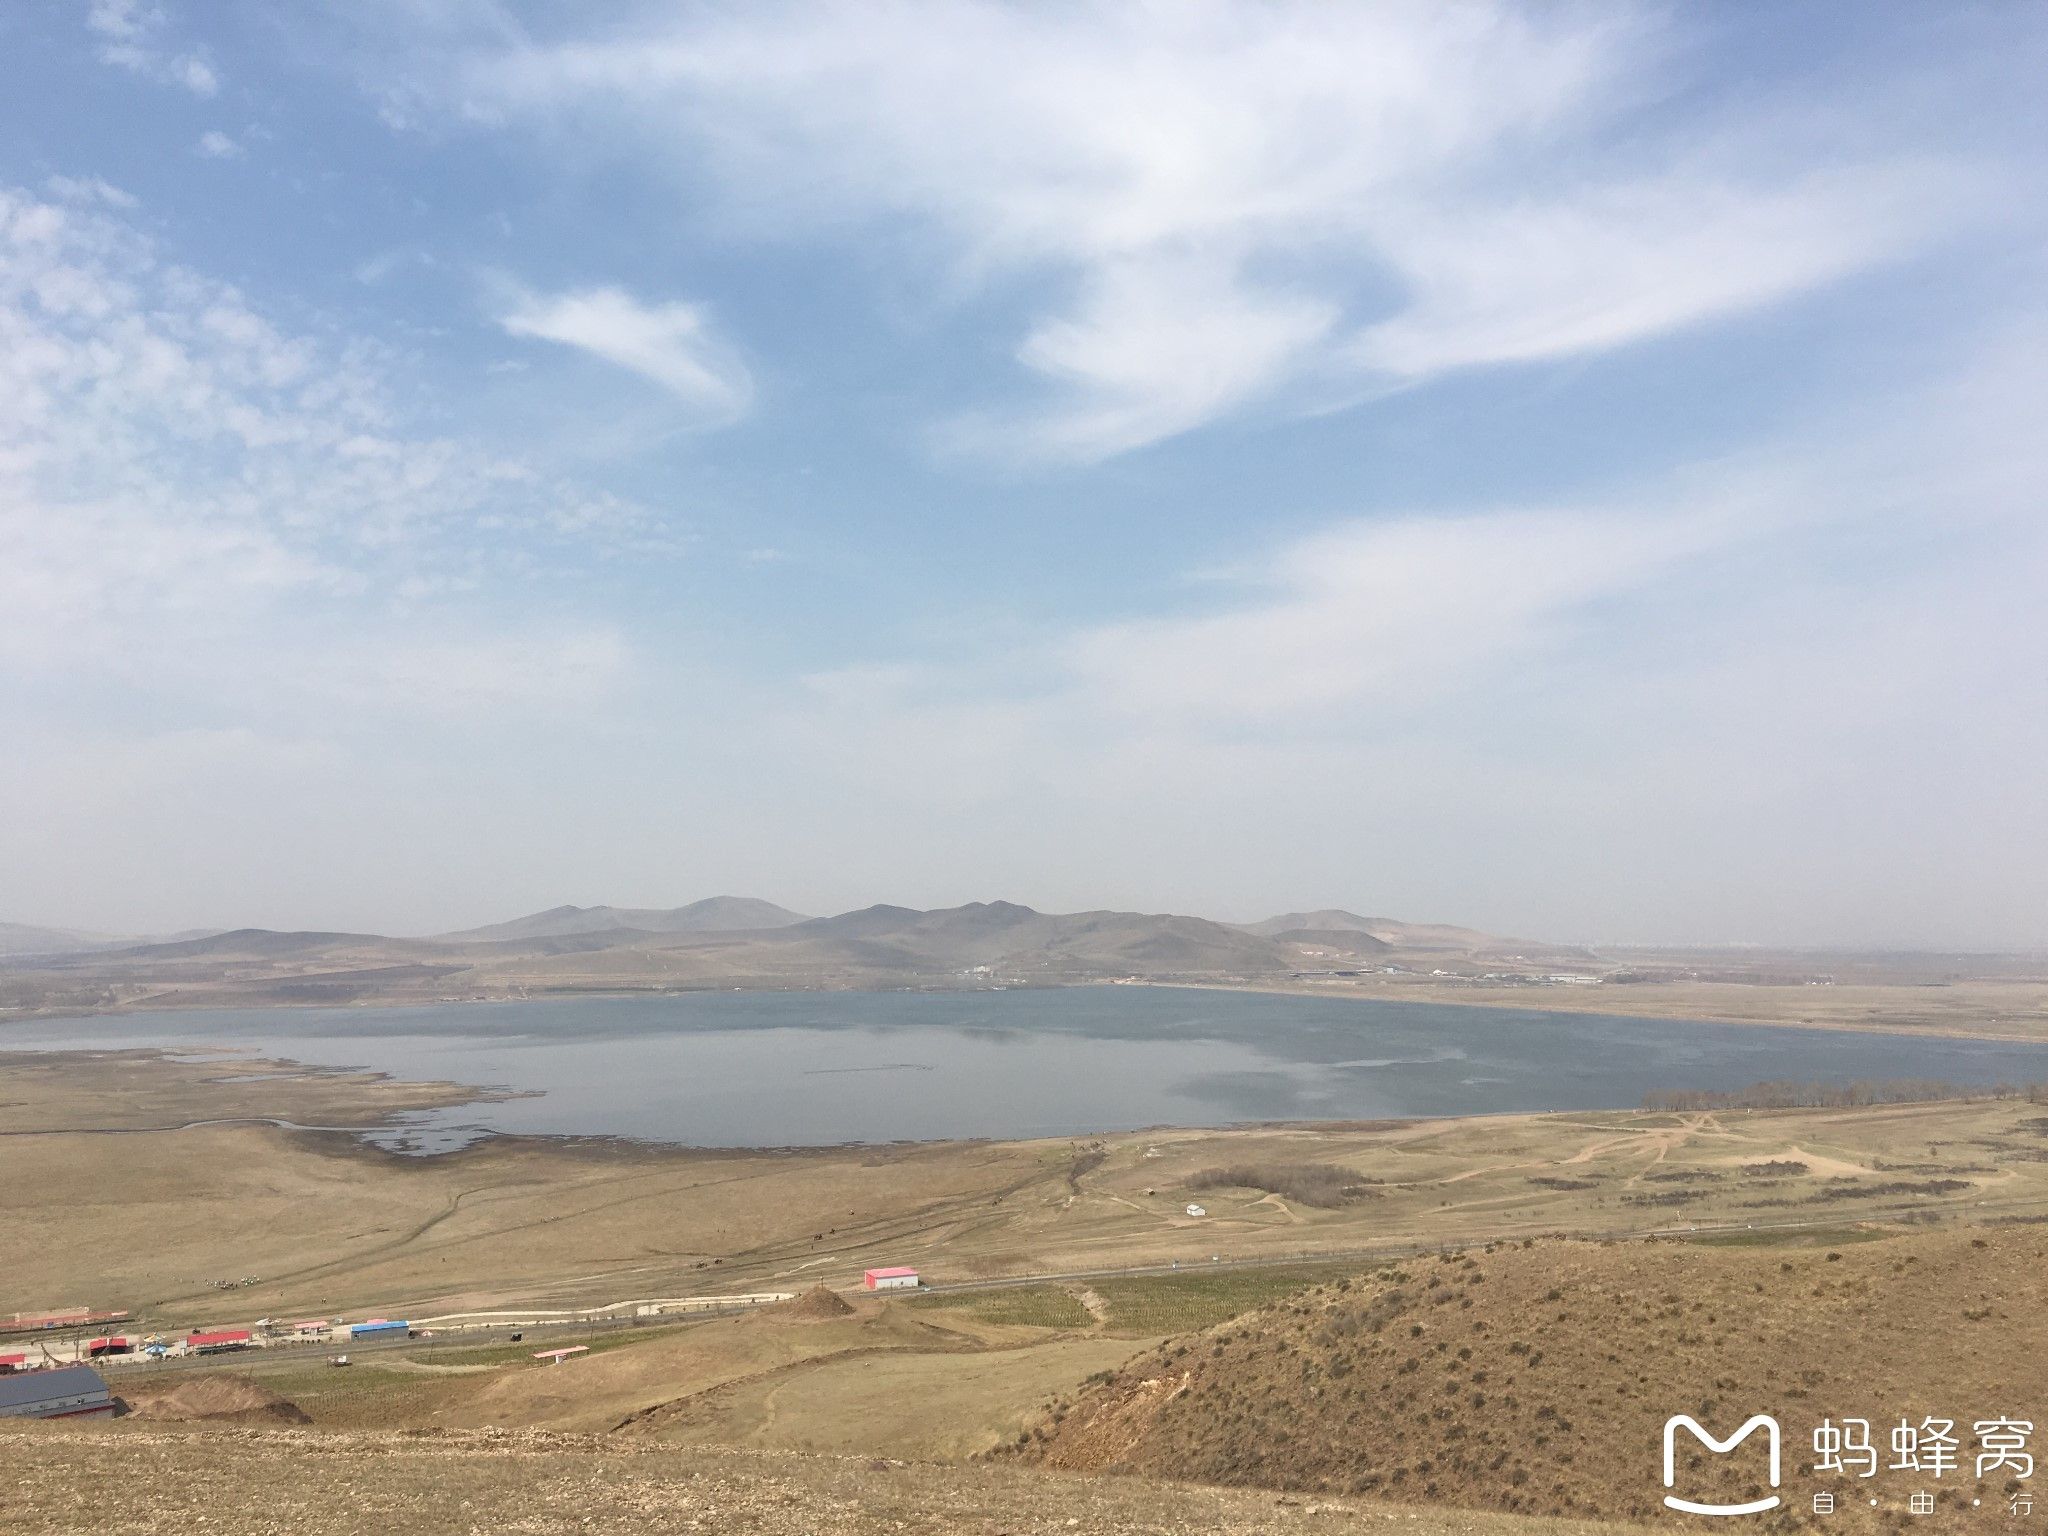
<box><xmin>4</xmin><ymin>988</ymin><xmax>2047</xmax><ymax>1149</ymax></box>
<box><xmin>6</xmin><ymin>971</ymin><xmax>2045</xmax><ymax>1045</ymax></box>
<box><xmin>1122</xmin><ymin>978</ymin><xmax>2048</xmax><ymax>1045</ymax></box>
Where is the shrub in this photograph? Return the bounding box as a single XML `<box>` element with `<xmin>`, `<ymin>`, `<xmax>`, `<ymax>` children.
<box><xmin>1186</xmin><ymin>1162</ymin><xmax>1376</xmax><ymax>1208</ymax></box>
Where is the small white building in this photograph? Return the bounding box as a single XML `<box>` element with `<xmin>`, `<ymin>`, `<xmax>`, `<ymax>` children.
<box><xmin>862</xmin><ymin>1266</ymin><xmax>920</xmax><ymax>1291</ymax></box>
<box><xmin>1184</xmin><ymin>1204</ymin><xmax>1207</xmax><ymax>1218</ymax></box>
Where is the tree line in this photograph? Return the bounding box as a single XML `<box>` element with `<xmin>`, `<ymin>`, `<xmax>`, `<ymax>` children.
<box><xmin>1641</xmin><ymin>1079</ymin><xmax>2048</xmax><ymax>1111</ymax></box>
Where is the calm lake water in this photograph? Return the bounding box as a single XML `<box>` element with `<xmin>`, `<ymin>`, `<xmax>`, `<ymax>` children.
<box><xmin>7</xmin><ymin>989</ymin><xmax>2047</xmax><ymax>1150</ymax></box>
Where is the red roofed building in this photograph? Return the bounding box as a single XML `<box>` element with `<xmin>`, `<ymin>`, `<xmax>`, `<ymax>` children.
<box><xmin>862</xmin><ymin>1266</ymin><xmax>920</xmax><ymax>1291</ymax></box>
<box><xmin>1</xmin><ymin>1308</ymin><xmax>130</xmax><ymax>1336</ymax></box>
<box><xmin>186</xmin><ymin>1330</ymin><xmax>252</xmax><ymax>1354</ymax></box>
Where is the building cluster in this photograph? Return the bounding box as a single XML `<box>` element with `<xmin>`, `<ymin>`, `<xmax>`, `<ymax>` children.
<box><xmin>0</xmin><ymin>1273</ymin><xmax>913</xmax><ymax>1393</ymax></box>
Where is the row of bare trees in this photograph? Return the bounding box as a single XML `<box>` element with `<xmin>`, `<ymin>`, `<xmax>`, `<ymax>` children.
<box><xmin>1642</xmin><ymin>1078</ymin><xmax>2048</xmax><ymax>1111</ymax></box>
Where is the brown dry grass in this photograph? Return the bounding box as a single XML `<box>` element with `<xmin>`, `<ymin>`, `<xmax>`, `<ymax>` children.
<box><xmin>1</xmin><ymin>1423</ymin><xmax>1654</xmax><ymax>1536</ymax></box>
<box><xmin>9</xmin><ymin>1053</ymin><xmax>2048</xmax><ymax>1330</ymax></box>
<box><xmin>1020</xmin><ymin>1224</ymin><xmax>2048</xmax><ymax>1534</ymax></box>
<box><xmin>134</xmin><ymin>1287</ymin><xmax>1153</xmax><ymax>1464</ymax></box>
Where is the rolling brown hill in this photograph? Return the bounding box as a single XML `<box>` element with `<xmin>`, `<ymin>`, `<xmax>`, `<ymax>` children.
<box><xmin>0</xmin><ymin>899</ymin><xmax>1318</xmax><ymax>1014</ymax></box>
<box><xmin>1242</xmin><ymin>910</ymin><xmax>1507</xmax><ymax>947</ymax></box>
<box><xmin>780</xmin><ymin>900</ymin><xmax>1296</xmax><ymax>977</ymax></box>
<box><xmin>0</xmin><ymin>920</ymin><xmax>121</xmax><ymax>958</ymax></box>
<box><xmin>1020</xmin><ymin>1225</ymin><xmax>2048</xmax><ymax>1532</ymax></box>
<box><xmin>0</xmin><ymin>920</ymin><xmax>223</xmax><ymax>958</ymax></box>
<box><xmin>437</xmin><ymin>897</ymin><xmax>811</xmax><ymax>942</ymax></box>
<box><xmin>1241</xmin><ymin>910</ymin><xmax>1592</xmax><ymax>961</ymax></box>
<box><xmin>1266</xmin><ymin>927</ymin><xmax>1396</xmax><ymax>955</ymax></box>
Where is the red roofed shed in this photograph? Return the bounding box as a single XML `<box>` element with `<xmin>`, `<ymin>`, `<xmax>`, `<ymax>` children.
<box><xmin>187</xmin><ymin>1330</ymin><xmax>252</xmax><ymax>1353</ymax></box>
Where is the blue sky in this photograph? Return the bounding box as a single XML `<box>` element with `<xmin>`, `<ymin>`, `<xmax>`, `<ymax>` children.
<box><xmin>2</xmin><ymin>2</ymin><xmax>2044</xmax><ymax>944</ymax></box>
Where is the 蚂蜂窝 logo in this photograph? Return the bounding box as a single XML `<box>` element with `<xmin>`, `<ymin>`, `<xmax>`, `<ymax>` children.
<box><xmin>1663</xmin><ymin>1414</ymin><xmax>1783</xmax><ymax>1516</ymax></box>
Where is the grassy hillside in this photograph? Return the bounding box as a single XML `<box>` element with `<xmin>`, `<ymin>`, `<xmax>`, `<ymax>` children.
<box><xmin>1020</xmin><ymin>1224</ymin><xmax>2048</xmax><ymax>1531</ymax></box>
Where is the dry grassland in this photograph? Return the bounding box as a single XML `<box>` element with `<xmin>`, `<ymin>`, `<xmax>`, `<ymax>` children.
<box><xmin>7</xmin><ymin>1052</ymin><xmax>2048</xmax><ymax>1329</ymax></box>
<box><xmin>2</xmin><ymin>1424</ymin><xmax>1656</xmax><ymax>1536</ymax></box>
<box><xmin>1025</xmin><ymin>1224</ymin><xmax>2048</xmax><ymax>1534</ymax></box>
<box><xmin>8</xmin><ymin>1055</ymin><xmax>2047</xmax><ymax>1536</ymax></box>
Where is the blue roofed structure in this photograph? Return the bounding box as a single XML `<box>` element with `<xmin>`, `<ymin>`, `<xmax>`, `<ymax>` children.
<box><xmin>0</xmin><ymin>1365</ymin><xmax>114</xmax><ymax>1420</ymax></box>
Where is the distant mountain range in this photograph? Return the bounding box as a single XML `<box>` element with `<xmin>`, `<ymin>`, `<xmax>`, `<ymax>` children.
<box><xmin>437</xmin><ymin>897</ymin><xmax>811</xmax><ymax>943</ymax></box>
<box><xmin>1241</xmin><ymin>910</ymin><xmax>1537</xmax><ymax>952</ymax></box>
<box><xmin>0</xmin><ymin>897</ymin><xmax>1594</xmax><ymax>1017</ymax></box>
<box><xmin>0</xmin><ymin>921</ymin><xmax>118</xmax><ymax>958</ymax></box>
<box><xmin>0</xmin><ymin>920</ymin><xmax>220</xmax><ymax>959</ymax></box>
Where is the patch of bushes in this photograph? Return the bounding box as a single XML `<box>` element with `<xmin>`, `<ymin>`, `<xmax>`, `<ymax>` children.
<box><xmin>1644</xmin><ymin>1079</ymin><xmax>2048</xmax><ymax>1112</ymax></box>
<box><xmin>1804</xmin><ymin>1178</ymin><xmax>1971</xmax><ymax>1203</ymax></box>
<box><xmin>1186</xmin><ymin>1162</ymin><xmax>1377</xmax><ymax>1208</ymax></box>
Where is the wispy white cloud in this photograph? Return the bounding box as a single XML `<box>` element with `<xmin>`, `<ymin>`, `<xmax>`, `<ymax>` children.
<box><xmin>1352</xmin><ymin>165</ymin><xmax>1958</xmax><ymax>379</ymax></box>
<box><xmin>946</xmin><ymin>252</ymin><xmax>1338</xmax><ymax>462</ymax></box>
<box><xmin>0</xmin><ymin>180</ymin><xmax>669</xmax><ymax>709</ymax></box>
<box><xmin>404</xmin><ymin>1</ymin><xmax>1971</xmax><ymax>462</ymax></box>
<box><xmin>776</xmin><ymin>305</ymin><xmax>2048</xmax><ymax>941</ymax></box>
<box><xmin>353</xmin><ymin>247</ymin><xmax>439</xmax><ymax>285</ymax></box>
<box><xmin>496</xmin><ymin>284</ymin><xmax>752</xmax><ymax>426</ymax></box>
<box><xmin>1062</xmin><ymin>507</ymin><xmax>1733</xmax><ymax>724</ymax></box>
<box><xmin>42</xmin><ymin>175</ymin><xmax>137</xmax><ymax>209</ymax></box>
<box><xmin>792</xmin><ymin>493</ymin><xmax>1751</xmax><ymax>753</ymax></box>
<box><xmin>86</xmin><ymin>0</ymin><xmax>219</xmax><ymax>96</ymax></box>
<box><xmin>195</xmin><ymin>129</ymin><xmax>244</xmax><ymax>160</ymax></box>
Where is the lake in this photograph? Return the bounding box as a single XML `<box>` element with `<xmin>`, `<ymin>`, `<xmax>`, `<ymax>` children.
<box><xmin>6</xmin><ymin>988</ymin><xmax>2046</xmax><ymax>1150</ymax></box>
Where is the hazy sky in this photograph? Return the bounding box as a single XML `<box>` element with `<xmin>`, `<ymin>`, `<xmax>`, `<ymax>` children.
<box><xmin>2</xmin><ymin>2</ymin><xmax>2044</xmax><ymax>946</ymax></box>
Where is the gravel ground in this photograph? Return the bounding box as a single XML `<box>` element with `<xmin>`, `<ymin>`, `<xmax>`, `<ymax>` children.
<box><xmin>4</xmin><ymin>1423</ymin><xmax>1643</xmax><ymax>1536</ymax></box>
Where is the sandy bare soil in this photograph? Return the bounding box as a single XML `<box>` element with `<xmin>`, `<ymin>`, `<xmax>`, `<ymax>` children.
<box><xmin>0</xmin><ymin>1423</ymin><xmax>1652</xmax><ymax>1536</ymax></box>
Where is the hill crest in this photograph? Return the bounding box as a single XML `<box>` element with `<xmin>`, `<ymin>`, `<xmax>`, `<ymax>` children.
<box><xmin>1021</xmin><ymin>1226</ymin><xmax>2048</xmax><ymax>1528</ymax></box>
<box><xmin>438</xmin><ymin>896</ymin><xmax>811</xmax><ymax>943</ymax></box>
